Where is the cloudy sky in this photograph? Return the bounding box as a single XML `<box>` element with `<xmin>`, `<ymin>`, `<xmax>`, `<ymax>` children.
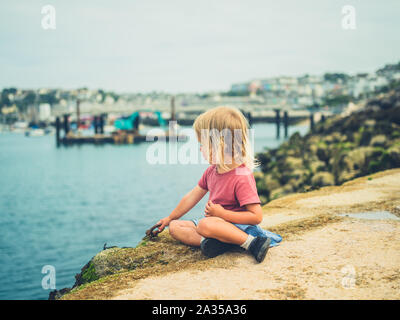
<box><xmin>0</xmin><ymin>0</ymin><xmax>399</xmax><ymax>93</ymax></box>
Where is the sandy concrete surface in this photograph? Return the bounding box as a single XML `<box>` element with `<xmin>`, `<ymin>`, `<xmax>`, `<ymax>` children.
<box><xmin>113</xmin><ymin>219</ymin><xmax>400</xmax><ymax>299</ymax></box>
<box><xmin>111</xmin><ymin>169</ymin><xmax>400</xmax><ymax>300</ymax></box>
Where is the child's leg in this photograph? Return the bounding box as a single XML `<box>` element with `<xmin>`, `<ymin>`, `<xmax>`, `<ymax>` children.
<box><xmin>197</xmin><ymin>217</ymin><xmax>248</xmax><ymax>245</ymax></box>
<box><xmin>196</xmin><ymin>217</ymin><xmax>271</xmax><ymax>263</ymax></box>
<box><xmin>169</xmin><ymin>220</ymin><xmax>203</xmax><ymax>246</ymax></box>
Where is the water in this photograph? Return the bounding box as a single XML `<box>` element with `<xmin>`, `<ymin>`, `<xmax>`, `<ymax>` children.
<box><xmin>0</xmin><ymin>123</ymin><xmax>308</xmax><ymax>300</ymax></box>
<box><xmin>339</xmin><ymin>211</ymin><xmax>400</xmax><ymax>221</ymax></box>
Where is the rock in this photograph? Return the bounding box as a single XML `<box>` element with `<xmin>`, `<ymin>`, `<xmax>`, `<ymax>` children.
<box><xmin>337</xmin><ymin>170</ymin><xmax>358</xmax><ymax>185</ymax></box>
<box><xmin>253</xmin><ymin>86</ymin><xmax>400</xmax><ymax>202</ymax></box>
<box><xmin>391</xmin><ymin>124</ymin><xmax>400</xmax><ymax>139</ymax></box>
<box><xmin>255</xmin><ymin>174</ymin><xmax>268</xmax><ymax>195</ymax></box>
<box><xmin>308</xmin><ymin>144</ymin><xmax>318</xmax><ymax>155</ymax></box>
<box><xmin>307</xmin><ymin>135</ymin><xmax>320</xmax><ymax>145</ymax></box>
<box><xmin>278</xmin><ymin>157</ymin><xmax>303</xmax><ymax>182</ymax></box>
<box><xmin>364</xmin><ymin>119</ymin><xmax>376</xmax><ymax>127</ymax></box>
<box><xmin>311</xmin><ymin>172</ymin><xmax>335</xmax><ymax>187</ymax></box>
<box><xmin>285</xmin><ymin>149</ymin><xmax>297</xmax><ymax>157</ymax></box>
<box><xmin>370</xmin><ymin>135</ymin><xmax>387</xmax><ymax>147</ymax></box>
<box><xmin>49</xmin><ymin>288</ymin><xmax>71</xmax><ymax>300</ymax></box>
<box><xmin>264</xmin><ymin>174</ymin><xmax>281</xmax><ymax>191</ymax></box>
<box><xmin>359</xmin><ymin>128</ymin><xmax>373</xmax><ymax>146</ymax></box>
<box><xmin>352</xmin><ymin>131</ymin><xmax>362</xmax><ymax>145</ymax></box>
<box><xmin>280</xmin><ymin>168</ymin><xmax>309</xmax><ymax>190</ymax></box>
<box><xmin>256</xmin><ymin>152</ymin><xmax>272</xmax><ymax>172</ymax></box>
<box><xmin>72</xmin><ymin>248</ymin><xmax>128</xmax><ymax>288</ymax></box>
<box><xmin>259</xmin><ymin>195</ymin><xmax>268</xmax><ymax>204</ymax></box>
<box><xmin>309</xmin><ymin>160</ymin><xmax>326</xmax><ymax>174</ymax></box>
<box><xmin>254</xmin><ymin>170</ymin><xmax>263</xmax><ymax>179</ymax></box>
<box><xmin>316</xmin><ymin>142</ymin><xmax>330</xmax><ymax>162</ymax></box>
<box><xmin>255</xmin><ymin>173</ymin><xmax>277</xmax><ymax>197</ymax></box>
<box><xmin>49</xmin><ymin>244</ymin><xmax>166</xmax><ymax>300</ymax></box>
<box><xmin>342</xmin><ymin>147</ymin><xmax>375</xmax><ymax>172</ymax></box>
<box><xmin>379</xmin><ymin>97</ymin><xmax>394</xmax><ymax>110</ymax></box>
<box><xmin>290</xmin><ymin>169</ymin><xmax>309</xmax><ymax>180</ymax></box>
<box><xmin>287</xmin><ymin>178</ymin><xmax>303</xmax><ymax>190</ymax></box>
<box><xmin>388</xmin><ymin>145</ymin><xmax>400</xmax><ymax>165</ymax></box>
<box><xmin>270</xmin><ymin>187</ymin><xmax>285</xmax><ymax>200</ymax></box>
<box><xmin>282</xmin><ymin>184</ymin><xmax>294</xmax><ymax>193</ymax></box>
<box><xmin>255</xmin><ymin>173</ymin><xmax>283</xmax><ymax>201</ymax></box>
<box><xmin>327</xmin><ymin>132</ymin><xmax>346</xmax><ymax>144</ymax></box>
<box><xmin>253</xmin><ymin>171</ymin><xmax>263</xmax><ymax>180</ymax></box>
<box><xmin>284</xmin><ymin>157</ymin><xmax>303</xmax><ymax>169</ymax></box>
<box><xmin>275</xmin><ymin>147</ymin><xmax>288</xmax><ymax>160</ymax></box>
<box><xmin>303</xmin><ymin>153</ymin><xmax>319</xmax><ymax>163</ymax></box>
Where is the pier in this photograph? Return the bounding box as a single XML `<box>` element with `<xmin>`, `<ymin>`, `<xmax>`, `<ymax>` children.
<box><xmin>53</xmin><ymin>97</ymin><xmax>331</xmax><ymax>146</ymax></box>
<box><xmin>56</xmin><ymin>115</ymin><xmax>187</xmax><ymax>146</ymax></box>
<box><xmin>55</xmin><ymin>98</ymin><xmax>187</xmax><ymax>146</ymax></box>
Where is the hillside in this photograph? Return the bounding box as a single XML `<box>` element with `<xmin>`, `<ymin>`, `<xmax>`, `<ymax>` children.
<box><xmin>255</xmin><ymin>87</ymin><xmax>400</xmax><ymax>203</ymax></box>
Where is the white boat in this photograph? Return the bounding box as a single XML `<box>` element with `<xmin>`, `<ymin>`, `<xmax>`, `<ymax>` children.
<box><xmin>104</xmin><ymin>125</ymin><xmax>115</xmax><ymax>134</ymax></box>
<box><xmin>25</xmin><ymin>129</ymin><xmax>45</xmax><ymax>137</ymax></box>
<box><xmin>14</xmin><ymin>121</ymin><xmax>29</xmax><ymax>130</ymax></box>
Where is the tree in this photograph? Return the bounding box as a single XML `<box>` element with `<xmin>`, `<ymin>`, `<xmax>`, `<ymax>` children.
<box><xmin>1</xmin><ymin>89</ymin><xmax>12</xmax><ymax>107</ymax></box>
<box><xmin>323</xmin><ymin>73</ymin><xmax>350</xmax><ymax>83</ymax></box>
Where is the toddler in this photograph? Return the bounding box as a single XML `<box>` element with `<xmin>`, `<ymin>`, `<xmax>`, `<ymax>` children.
<box><xmin>157</xmin><ymin>106</ymin><xmax>281</xmax><ymax>262</ymax></box>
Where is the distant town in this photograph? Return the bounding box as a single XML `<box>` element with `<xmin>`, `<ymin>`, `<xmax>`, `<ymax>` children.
<box><xmin>1</xmin><ymin>61</ymin><xmax>399</xmax><ymax>130</ymax></box>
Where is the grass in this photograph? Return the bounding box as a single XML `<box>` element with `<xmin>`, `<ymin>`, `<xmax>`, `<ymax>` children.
<box><xmin>81</xmin><ymin>262</ymin><xmax>99</xmax><ymax>283</ymax></box>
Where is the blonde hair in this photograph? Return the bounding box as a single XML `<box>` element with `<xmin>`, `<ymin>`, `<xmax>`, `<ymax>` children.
<box><xmin>193</xmin><ymin>106</ymin><xmax>258</xmax><ymax>171</ymax></box>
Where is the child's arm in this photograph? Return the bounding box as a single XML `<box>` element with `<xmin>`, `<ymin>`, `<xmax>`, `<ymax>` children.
<box><xmin>205</xmin><ymin>201</ymin><xmax>263</xmax><ymax>225</ymax></box>
<box><xmin>157</xmin><ymin>185</ymin><xmax>208</xmax><ymax>231</ymax></box>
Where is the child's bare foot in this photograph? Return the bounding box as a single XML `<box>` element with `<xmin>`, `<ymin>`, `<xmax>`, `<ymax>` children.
<box><xmin>200</xmin><ymin>238</ymin><xmax>236</xmax><ymax>258</ymax></box>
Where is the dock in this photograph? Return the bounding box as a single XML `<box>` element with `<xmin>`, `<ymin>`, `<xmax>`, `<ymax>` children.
<box><xmin>55</xmin><ymin>98</ymin><xmax>330</xmax><ymax>146</ymax></box>
<box><xmin>56</xmin><ymin>98</ymin><xmax>189</xmax><ymax>146</ymax></box>
<box><xmin>59</xmin><ymin>131</ymin><xmax>188</xmax><ymax>146</ymax></box>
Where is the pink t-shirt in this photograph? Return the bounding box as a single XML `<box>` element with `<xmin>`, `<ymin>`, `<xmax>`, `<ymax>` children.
<box><xmin>198</xmin><ymin>164</ymin><xmax>261</xmax><ymax>212</ymax></box>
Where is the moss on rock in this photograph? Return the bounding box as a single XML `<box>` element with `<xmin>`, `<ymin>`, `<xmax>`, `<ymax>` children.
<box><xmin>81</xmin><ymin>262</ymin><xmax>99</xmax><ymax>283</ymax></box>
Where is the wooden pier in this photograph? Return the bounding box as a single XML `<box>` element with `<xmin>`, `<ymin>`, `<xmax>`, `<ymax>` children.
<box><xmin>59</xmin><ymin>131</ymin><xmax>187</xmax><ymax>146</ymax></box>
<box><xmin>55</xmin><ymin>98</ymin><xmax>331</xmax><ymax>146</ymax></box>
<box><xmin>56</xmin><ymin>98</ymin><xmax>187</xmax><ymax>146</ymax></box>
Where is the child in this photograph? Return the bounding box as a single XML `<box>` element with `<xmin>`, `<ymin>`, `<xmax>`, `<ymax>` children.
<box><xmin>157</xmin><ymin>106</ymin><xmax>282</xmax><ymax>263</ymax></box>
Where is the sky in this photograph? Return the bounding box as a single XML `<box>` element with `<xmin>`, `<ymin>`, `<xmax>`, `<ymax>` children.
<box><xmin>0</xmin><ymin>0</ymin><xmax>399</xmax><ymax>93</ymax></box>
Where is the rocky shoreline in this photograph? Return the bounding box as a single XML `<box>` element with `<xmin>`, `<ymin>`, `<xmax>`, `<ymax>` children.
<box><xmin>255</xmin><ymin>87</ymin><xmax>400</xmax><ymax>203</ymax></box>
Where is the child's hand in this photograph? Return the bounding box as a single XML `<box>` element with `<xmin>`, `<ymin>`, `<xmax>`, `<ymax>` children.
<box><xmin>205</xmin><ymin>200</ymin><xmax>226</xmax><ymax>218</ymax></box>
<box><xmin>157</xmin><ymin>217</ymin><xmax>171</xmax><ymax>232</ymax></box>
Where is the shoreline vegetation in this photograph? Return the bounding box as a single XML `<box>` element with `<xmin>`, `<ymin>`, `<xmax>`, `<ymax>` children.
<box><xmin>255</xmin><ymin>85</ymin><xmax>400</xmax><ymax>203</ymax></box>
<box><xmin>51</xmin><ymin>85</ymin><xmax>400</xmax><ymax>300</ymax></box>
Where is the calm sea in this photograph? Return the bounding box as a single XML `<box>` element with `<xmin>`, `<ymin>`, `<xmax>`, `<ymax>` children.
<box><xmin>0</xmin><ymin>123</ymin><xmax>308</xmax><ymax>300</ymax></box>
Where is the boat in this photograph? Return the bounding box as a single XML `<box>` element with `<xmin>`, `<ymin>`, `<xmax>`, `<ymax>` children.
<box><xmin>25</xmin><ymin>129</ymin><xmax>45</xmax><ymax>137</ymax></box>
